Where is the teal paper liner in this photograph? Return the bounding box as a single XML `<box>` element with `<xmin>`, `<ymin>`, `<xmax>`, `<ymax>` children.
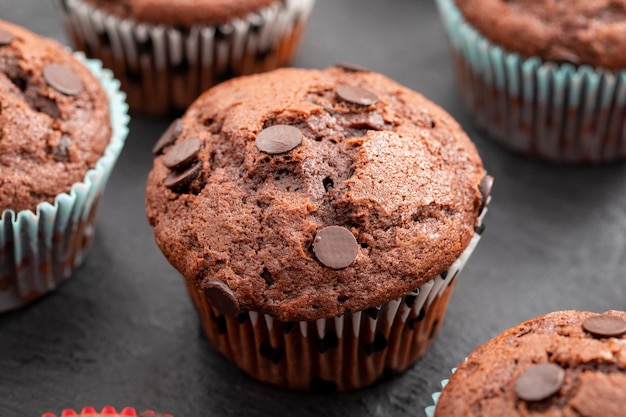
<box><xmin>0</xmin><ymin>52</ymin><xmax>129</xmax><ymax>313</ymax></box>
<box><xmin>424</xmin><ymin>365</ymin><xmax>458</xmax><ymax>417</ymax></box>
<box><xmin>436</xmin><ymin>0</ymin><xmax>626</xmax><ymax>164</ymax></box>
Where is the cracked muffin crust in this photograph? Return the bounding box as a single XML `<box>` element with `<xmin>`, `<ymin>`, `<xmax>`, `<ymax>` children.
<box><xmin>0</xmin><ymin>20</ymin><xmax>111</xmax><ymax>213</ymax></box>
<box><xmin>434</xmin><ymin>310</ymin><xmax>626</xmax><ymax>417</ymax></box>
<box><xmin>145</xmin><ymin>66</ymin><xmax>485</xmax><ymax>322</ymax></box>
<box><xmin>455</xmin><ymin>0</ymin><xmax>626</xmax><ymax>69</ymax></box>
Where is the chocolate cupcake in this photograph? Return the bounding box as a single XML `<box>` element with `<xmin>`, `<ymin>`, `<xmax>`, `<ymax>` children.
<box><xmin>427</xmin><ymin>310</ymin><xmax>626</xmax><ymax>417</ymax></box>
<box><xmin>42</xmin><ymin>406</ymin><xmax>172</xmax><ymax>417</ymax></box>
<box><xmin>58</xmin><ymin>0</ymin><xmax>316</xmax><ymax>116</ymax></box>
<box><xmin>436</xmin><ymin>0</ymin><xmax>626</xmax><ymax>164</ymax></box>
<box><xmin>145</xmin><ymin>66</ymin><xmax>490</xmax><ymax>391</ymax></box>
<box><xmin>0</xmin><ymin>20</ymin><xmax>128</xmax><ymax>312</ymax></box>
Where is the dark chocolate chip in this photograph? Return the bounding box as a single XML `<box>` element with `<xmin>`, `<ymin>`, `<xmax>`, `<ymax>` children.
<box><xmin>255</xmin><ymin>125</ymin><xmax>302</xmax><ymax>155</ymax></box>
<box><xmin>323</xmin><ymin>177</ymin><xmax>334</xmax><ymax>191</ymax></box>
<box><xmin>43</xmin><ymin>64</ymin><xmax>83</xmax><ymax>96</ymax></box>
<box><xmin>282</xmin><ymin>321</ymin><xmax>296</xmax><ymax>334</ymax></box>
<box><xmin>408</xmin><ymin>308</ymin><xmax>426</xmax><ymax>330</ymax></box>
<box><xmin>259</xmin><ymin>340</ymin><xmax>284</xmax><ymax>364</ymax></box>
<box><xmin>336</xmin><ymin>84</ymin><xmax>379</xmax><ymax>106</ymax></box>
<box><xmin>313</xmin><ymin>226</ymin><xmax>358</xmax><ymax>270</ymax></box>
<box><xmin>474</xmin><ymin>224</ymin><xmax>485</xmax><ymax>235</ymax></box>
<box><xmin>164</xmin><ymin>161</ymin><xmax>202</xmax><ymax>191</ymax></box>
<box><xmin>203</xmin><ymin>280</ymin><xmax>240</xmax><ymax>317</ymax></box>
<box><xmin>582</xmin><ymin>314</ymin><xmax>626</xmax><ymax>338</ymax></box>
<box><xmin>317</xmin><ymin>331</ymin><xmax>339</xmax><ymax>353</ymax></box>
<box><xmin>479</xmin><ymin>175</ymin><xmax>494</xmax><ymax>211</ymax></box>
<box><xmin>515</xmin><ymin>363</ymin><xmax>565</xmax><ymax>402</ymax></box>
<box><xmin>441</xmin><ymin>270</ymin><xmax>448</xmax><ymax>279</ymax></box>
<box><xmin>163</xmin><ymin>137</ymin><xmax>202</xmax><ymax>170</ymax></box>
<box><xmin>404</xmin><ymin>294</ymin><xmax>417</xmax><ymax>308</ymax></box>
<box><xmin>0</xmin><ymin>29</ymin><xmax>14</xmax><ymax>46</ymax></box>
<box><xmin>365</xmin><ymin>307</ymin><xmax>380</xmax><ymax>320</ymax></box>
<box><xmin>363</xmin><ymin>332</ymin><xmax>388</xmax><ymax>355</ymax></box>
<box><xmin>53</xmin><ymin>134</ymin><xmax>71</xmax><ymax>162</ymax></box>
<box><xmin>215</xmin><ymin>315</ymin><xmax>227</xmax><ymax>334</ymax></box>
<box><xmin>309</xmin><ymin>377</ymin><xmax>338</xmax><ymax>394</ymax></box>
<box><xmin>237</xmin><ymin>312</ymin><xmax>250</xmax><ymax>324</ymax></box>
<box><xmin>334</xmin><ymin>62</ymin><xmax>370</xmax><ymax>73</ymax></box>
<box><xmin>152</xmin><ymin>118</ymin><xmax>182</xmax><ymax>155</ymax></box>
<box><xmin>429</xmin><ymin>318</ymin><xmax>440</xmax><ymax>339</ymax></box>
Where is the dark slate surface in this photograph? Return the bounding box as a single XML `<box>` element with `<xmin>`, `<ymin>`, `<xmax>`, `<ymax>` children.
<box><xmin>2</xmin><ymin>1</ymin><xmax>626</xmax><ymax>416</ymax></box>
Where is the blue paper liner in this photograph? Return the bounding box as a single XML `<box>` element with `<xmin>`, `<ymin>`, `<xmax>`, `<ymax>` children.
<box><xmin>0</xmin><ymin>53</ymin><xmax>129</xmax><ymax>313</ymax></box>
<box><xmin>424</xmin><ymin>365</ymin><xmax>458</xmax><ymax>417</ymax></box>
<box><xmin>436</xmin><ymin>0</ymin><xmax>626</xmax><ymax>164</ymax></box>
<box><xmin>59</xmin><ymin>0</ymin><xmax>316</xmax><ymax>115</ymax></box>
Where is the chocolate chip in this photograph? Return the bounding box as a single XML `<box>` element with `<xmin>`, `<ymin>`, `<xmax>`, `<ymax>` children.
<box><xmin>53</xmin><ymin>134</ymin><xmax>71</xmax><ymax>162</ymax></box>
<box><xmin>215</xmin><ymin>315</ymin><xmax>227</xmax><ymax>334</ymax></box>
<box><xmin>259</xmin><ymin>340</ymin><xmax>284</xmax><ymax>364</ymax></box>
<box><xmin>153</xmin><ymin>118</ymin><xmax>182</xmax><ymax>155</ymax></box>
<box><xmin>582</xmin><ymin>314</ymin><xmax>626</xmax><ymax>338</ymax></box>
<box><xmin>255</xmin><ymin>125</ymin><xmax>302</xmax><ymax>155</ymax></box>
<box><xmin>479</xmin><ymin>175</ymin><xmax>494</xmax><ymax>211</ymax></box>
<box><xmin>334</xmin><ymin>62</ymin><xmax>370</xmax><ymax>73</ymax></box>
<box><xmin>336</xmin><ymin>84</ymin><xmax>379</xmax><ymax>106</ymax></box>
<box><xmin>515</xmin><ymin>363</ymin><xmax>565</xmax><ymax>402</ymax></box>
<box><xmin>0</xmin><ymin>29</ymin><xmax>14</xmax><ymax>46</ymax></box>
<box><xmin>365</xmin><ymin>307</ymin><xmax>380</xmax><ymax>320</ymax></box>
<box><xmin>203</xmin><ymin>280</ymin><xmax>240</xmax><ymax>317</ymax></box>
<box><xmin>317</xmin><ymin>332</ymin><xmax>339</xmax><ymax>353</ymax></box>
<box><xmin>43</xmin><ymin>64</ymin><xmax>83</xmax><ymax>96</ymax></box>
<box><xmin>163</xmin><ymin>137</ymin><xmax>202</xmax><ymax>170</ymax></box>
<box><xmin>164</xmin><ymin>161</ymin><xmax>202</xmax><ymax>191</ymax></box>
<box><xmin>363</xmin><ymin>332</ymin><xmax>388</xmax><ymax>355</ymax></box>
<box><xmin>313</xmin><ymin>226</ymin><xmax>358</xmax><ymax>269</ymax></box>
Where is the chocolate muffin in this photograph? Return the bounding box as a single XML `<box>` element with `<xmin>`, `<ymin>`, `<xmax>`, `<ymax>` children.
<box><xmin>430</xmin><ymin>310</ymin><xmax>626</xmax><ymax>417</ymax></box>
<box><xmin>0</xmin><ymin>20</ymin><xmax>128</xmax><ymax>312</ymax></box>
<box><xmin>145</xmin><ymin>66</ymin><xmax>490</xmax><ymax>391</ymax></box>
<box><xmin>436</xmin><ymin>0</ymin><xmax>626</xmax><ymax>163</ymax></box>
<box><xmin>58</xmin><ymin>0</ymin><xmax>316</xmax><ymax>115</ymax></box>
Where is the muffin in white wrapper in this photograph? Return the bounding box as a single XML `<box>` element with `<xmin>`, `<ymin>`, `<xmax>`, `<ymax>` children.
<box><xmin>185</xmin><ymin>204</ymin><xmax>487</xmax><ymax>392</ymax></box>
<box><xmin>58</xmin><ymin>0</ymin><xmax>316</xmax><ymax>115</ymax></box>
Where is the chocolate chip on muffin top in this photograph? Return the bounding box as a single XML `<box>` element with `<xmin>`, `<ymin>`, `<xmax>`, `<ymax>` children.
<box><xmin>145</xmin><ymin>66</ymin><xmax>485</xmax><ymax>321</ymax></box>
<box><xmin>435</xmin><ymin>310</ymin><xmax>626</xmax><ymax>417</ymax></box>
<box><xmin>455</xmin><ymin>0</ymin><xmax>626</xmax><ymax>69</ymax></box>
<box><xmin>0</xmin><ymin>20</ymin><xmax>111</xmax><ymax>213</ymax></box>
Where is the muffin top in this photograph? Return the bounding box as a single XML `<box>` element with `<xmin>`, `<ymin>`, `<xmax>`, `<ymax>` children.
<box><xmin>454</xmin><ymin>0</ymin><xmax>626</xmax><ymax>70</ymax></box>
<box><xmin>80</xmin><ymin>0</ymin><xmax>278</xmax><ymax>27</ymax></box>
<box><xmin>435</xmin><ymin>310</ymin><xmax>626</xmax><ymax>417</ymax></box>
<box><xmin>145</xmin><ymin>66</ymin><xmax>485</xmax><ymax>322</ymax></box>
<box><xmin>0</xmin><ymin>20</ymin><xmax>111</xmax><ymax>213</ymax></box>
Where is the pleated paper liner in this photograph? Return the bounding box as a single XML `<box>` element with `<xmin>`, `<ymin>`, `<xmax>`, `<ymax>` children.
<box><xmin>59</xmin><ymin>0</ymin><xmax>316</xmax><ymax>116</ymax></box>
<box><xmin>424</xmin><ymin>365</ymin><xmax>459</xmax><ymax>417</ymax></box>
<box><xmin>0</xmin><ymin>53</ymin><xmax>129</xmax><ymax>313</ymax></box>
<box><xmin>42</xmin><ymin>406</ymin><xmax>172</xmax><ymax>417</ymax></box>
<box><xmin>436</xmin><ymin>0</ymin><xmax>626</xmax><ymax>164</ymax></box>
<box><xmin>185</xmin><ymin>204</ymin><xmax>487</xmax><ymax>392</ymax></box>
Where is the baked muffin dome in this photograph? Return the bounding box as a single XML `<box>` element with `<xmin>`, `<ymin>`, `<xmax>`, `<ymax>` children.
<box><xmin>455</xmin><ymin>0</ymin><xmax>626</xmax><ymax>69</ymax></box>
<box><xmin>145</xmin><ymin>66</ymin><xmax>485</xmax><ymax>321</ymax></box>
<box><xmin>0</xmin><ymin>20</ymin><xmax>111</xmax><ymax>213</ymax></box>
<box><xmin>434</xmin><ymin>310</ymin><xmax>626</xmax><ymax>417</ymax></box>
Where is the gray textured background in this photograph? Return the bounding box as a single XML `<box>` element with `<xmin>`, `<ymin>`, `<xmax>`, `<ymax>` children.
<box><xmin>2</xmin><ymin>1</ymin><xmax>626</xmax><ymax>416</ymax></box>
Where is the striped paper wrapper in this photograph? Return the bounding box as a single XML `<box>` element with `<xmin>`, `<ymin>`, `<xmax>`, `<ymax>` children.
<box><xmin>436</xmin><ymin>0</ymin><xmax>626</xmax><ymax>164</ymax></box>
<box><xmin>185</xmin><ymin>204</ymin><xmax>488</xmax><ymax>392</ymax></box>
<box><xmin>59</xmin><ymin>0</ymin><xmax>316</xmax><ymax>116</ymax></box>
<box><xmin>0</xmin><ymin>53</ymin><xmax>129</xmax><ymax>313</ymax></box>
